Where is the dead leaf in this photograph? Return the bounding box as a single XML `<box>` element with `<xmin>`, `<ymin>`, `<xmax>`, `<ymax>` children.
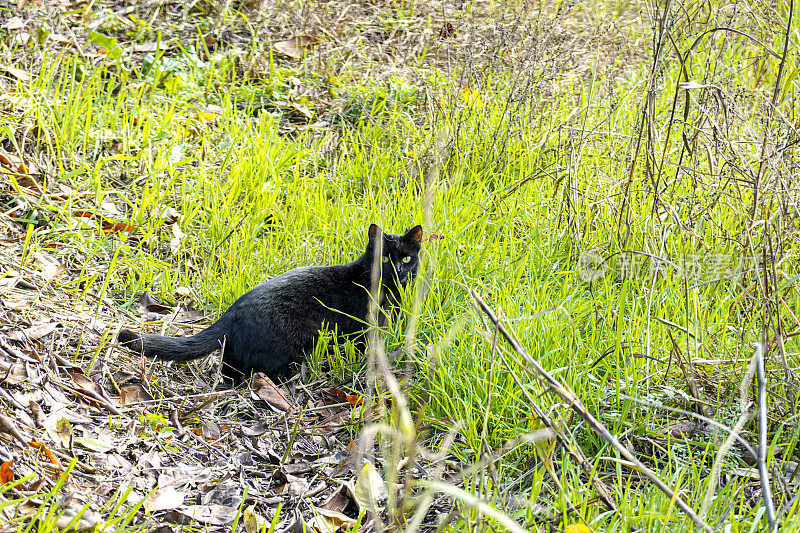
<box><xmin>68</xmin><ymin>372</ymin><xmax>121</xmax><ymax>415</ymax></box>
<box><xmin>16</xmin><ymin>174</ymin><xmax>44</xmax><ymax>193</ymax></box>
<box><xmin>54</xmin><ymin>505</ymin><xmax>102</xmax><ymax>532</ymax></box>
<box><xmin>73</xmin><ymin>436</ymin><xmax>114</xmax><ymax>453</ymax></box>
<box><xmin>160</xmin><ymin>206</ymin><xmax>180</xmax><ymax>223</ymax></box>
<box><xmin>3</xmin><ymin>17</ymin><xmax>25</xmax><ymax>30</ymax></box>
<box><xmin>251</xmin><ymin>373</ymin><xmax>291</xmax><ymax>411</ymax></box>
<box><xmin>274</xmin><ymin>36</ymin><xmax>319</xmax><ymax>59</ymax></box>
<box><xmin>70</xmin><ymin>210</ymin><xmax>136</xmax><ymax>237</ymax></box>
<box><xmin>176</xmin><ymin>504</ymin><xmax>238</xmax><ymax>525</ymax></box>
<box><xmin>308</xmin><ymin>506</ymin><xmax>357</xmax><ymax>533</ymax></box>
<box><xmin>0</xmin><ymin>150</ymin><xmax>28</xmax><ymax>173</ymax></box>
<box><xmin>243</xmin><ymin>504</ymin><xmax>266</xmax><ymax>533</ymax></box>
<box><xmin>135</xmin><ymin>293</ymin><xmax>171</xmax><ymax>314</ymax></box>
<box><xmin>351</xmin><ymin>463</ymin><xmax>387</xmax><ymax>512</ymax></box>
<box><xmin>438</xmin><ymin>22</ymin><xmax>456</xmax><ymax>39</ymax></box>
<box><xmin>144</xmin><ymin>486</ymin><xmax>186</xmax><ymax>513</ymax></box>
<box><xmin>33</xmin><ymin>252</ymin><xmax>67</xmax><ymax>281</ymax></box>
<box><xmin>28</xmin><ymin>442</ymin><xmax>61</xmax><ymax>467</ymax></box>
<box><xmin>321</xmin><ymin>484</ymin><xmax>354</xmax><ymax>513</ymax></box>
<box><xmin>169</xmin><ymin>222</ymin><xmax>183</xmax><ymax>254</ymax></box>
<box><xmin>8</xmin><ymin>321</ymin><xmax>59</xmax><ymax>342</ymax></box>
<box><xmin>1</xmin><ymin>361</ymin><xmax>28</xmax><ymax>385</ymax></box>
<box><xmin>119</xmin><ymin>384</ymin><xmax>154</xmax><ymax>406</ymax></box>
<box><xmin>0</xmin><ymin>65</ymin><xmax>31</xmax><ymax>82</ymax></box>
<box><xmin>329</xmin><ymin>388</ymin><xmax>363</xmax><ymax>406</ymax></box>
<box><xmin>0</xmin><ymin>461</ymin><xmax>14</xmax><ymax>484</ymax></box>
<box><xmin>103</xmin><ymin>221</ymin><xmax>136</xmax><ymax>235</ymax></box>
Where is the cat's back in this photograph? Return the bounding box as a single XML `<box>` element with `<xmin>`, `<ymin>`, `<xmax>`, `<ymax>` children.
<box><xmin>234</xmin><ymin>262</ymin><xmax>357</xmax><ymax>306</ymax></box>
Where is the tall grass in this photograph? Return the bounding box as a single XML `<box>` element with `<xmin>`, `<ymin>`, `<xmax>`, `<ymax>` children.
<box><xmin>4</xmin><ymin>0</ymin><xmax>799</xmax><ymax>527</ymax></box>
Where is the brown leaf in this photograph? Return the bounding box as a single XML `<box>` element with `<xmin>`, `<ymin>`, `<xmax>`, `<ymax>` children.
<box><xmin>0</xmin><ymin>150</ymin><xmax>27</xmax><ymax>173</ymax></box>
<box><xmin>0</xmin><ymin>66</ymin><xmax>30</xmax><ymax>82</ymax></box>
<box><xmin>0</xmin><ymin>461</ymin><xmax>14</xmax><ymax>484</ymax></box>
<box><xmin>135</xmin><ymin>293</ymin><xmax>171</xmax><ymax>314</ymax></box>
<box><xmin>144</xmin><ymin>486</ymin><xmax>186</xmax><ymax>513</ymax></box>
<box><xmin>16</xmin><ymin>174</ymin><xmax>44</xmax><ymax>193</ymax></box>
<box><xmin>274</xmin><ymin>36</ymin><xmax>319</xmax><ymax>59</ymax></box>
<box><xmin>102</xmin><ymin>221</ymin><xmax>136</xmax><ymax>235</ymax></box>
<box><xmin>308</xmin><ymin>506</ymin><xmax>358</xmax><ymax>533</ymax></box>
<box><xmin>71</xmin><ymin>210</ymin><xmax>136</xmax><ymax>237</ymax></box>
<box><xmin>251</xmin><ymin>373</ymin><xmax>291</xmax><ymax>411</ymax></box>
<box><xmin>438</xmin><ymin>22</ymin><xmax>456</xmax><ymax>39</ymax></box>
<box><xmin>28</xmin><ymin>442</ymin><xmax>61</xmax><ymax>467</ymax></box>
<box><xmin>176</xmin><ymin>504</ymin><xmax>238</xmax><ymax>525</ymax></box>
<box><xmin>8</xmin><ymin>321</ymin><xmax>59</xmax><ymax>342</ymax></box>
<box><xmin>119</xmin><ymin>384</ymin><xmax>154</xmax><ymax>406</ymax></box>
<box><xmin>321</xmin><ymin>484</ymin><xmax>354</xmax><ymax>514</ymax></box>
<box><xmin>68</xmin><ymin>372</ymin><xmax>121</xmax><ymax>415</ymax></box>
<box><xmin>329</xmin><ymin>388</ymin><xmax>363</xmax><ymax>406</ymax></box>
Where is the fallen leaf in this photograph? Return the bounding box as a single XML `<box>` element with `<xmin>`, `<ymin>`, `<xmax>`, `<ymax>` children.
<box><xmin>103</xmin><ymin>221</ymin><xmax>136</xmax><ymax>235</ymax></box>
<box><xmin>144</xmin><ymin>486</ymin><xmax>186</xmax><ymax>513</ymax></box>
<box><xmin>176</xmin><ymin>504</ymin><xmax>238</xmax><ymax>525</ymax></box>
<box><xmin>119</xmin><ymin>384</ymin><xmax>154</xmax><ymax>406</ymax></box>
<box><xmin>160</xmin><ymin>207</ymin><xmax>180</xmax><ymax>223</ymax></box>
<box><xmin>8</xmin><ymin>321</ymin><xmax>59</xmax><ymax>342</ymax></box>
<box><xmin>135</xmin><ymin>293</ymin><xmax>171</xmax><ymax>314</ymax></box>
<box><xmin>54</xmin><ymin>506</ymin><xmax>102</xmax><ymax>532</ymax></box>
<box><xmin>329</xmin><ymin>388</ymin><xmax>363</xmax><ymax>406</ymax></box>
<box><xmin>0</xmin><ymin>65</ymin><xmax>31</xmax><ymax>82</ymax></box>
<box><xmin>308</xmin><ymin>506</ymin><xmax>357</xmax><ymax>533</ymax></box>
<box><xmin>0</xmin><ymin>461</ymin><xmax>14</xmax><ymax>484</ymax></box>
<box><xmin>33</xmin><ymin>252</ymin><xmax>67</xmax><ymax>281</ymax></box>
<box><xmin>251</xmin><ymin>373</ymin><xmax>291</xmax><ymax>411</ymax></box>
<box><xmin>352</xmin><ymin>463</ymin><xmax>387</xmax><ymax>512</ymax></box>
<box><xmin>438</xmin><ymin>22</ymin><xmax>456</xmax><ymax>39</ymax></box>
<box><xmin>243</xmin><ymin>504</ymin><xmax>266</xmax><ymax>533</ymax></box>
<box><xmin>169</xmin><ymin>222</ymin><xmax>183</xmax><ymax>254</ymax></box>
<box><xmin>73</xmin><ymin>436</ymin><xmax>114</xmax><ymax>453</ymax></box>
<box><xmin>28</xmin><ymin>442</ymin><xmax>60</xmax><ymax>466</ymax></box>
<box><xmin>3</xmin><ymin>17</ymin><xmax>25</xmax><ymax>30</ymax></box>
<box><xmin>0</xmin><ymin>150</ymin><xmax>28</xmax><ymax>173</ymax></box>
<box><xmin>68</xmin><ymin>372</ymin><xmax>121</xmax><ymax>415</ymax></box>
<box><xmin>274</xmin><ymin>35</ymin><xmax>319</xmax><ymax>59</ymax></box>
<box><xmin>70</xmin><ymin>210</ymin><xmax>136</xmax><ymax>237</ymax></box>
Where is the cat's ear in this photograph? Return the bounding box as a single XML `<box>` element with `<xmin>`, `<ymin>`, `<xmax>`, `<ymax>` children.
<box><xmin>368</xmin><ymin>224</ymin><xmax>382</xmax><ymax>244</ymax></box>
<box><xmin>404</xmin><ymin>225</ymin><xmax>423</xmax><ymax>245</ymax></box>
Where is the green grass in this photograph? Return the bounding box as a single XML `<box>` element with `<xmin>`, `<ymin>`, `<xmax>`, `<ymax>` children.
<box><xmin>3</xmin><ymin>0</ymin><xmax>800</xmax><ymax>528</ymax></box>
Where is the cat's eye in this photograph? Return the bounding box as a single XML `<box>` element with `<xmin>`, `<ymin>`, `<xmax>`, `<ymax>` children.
<box><xmin>402</xmin><ymin>256</ymin><xmax>412</xmax><ymax>264</ymax></box>
<box><xmin>382</xmin><ymin>256</ymin><xmax>389</xmax><ymax>263</ymax></box>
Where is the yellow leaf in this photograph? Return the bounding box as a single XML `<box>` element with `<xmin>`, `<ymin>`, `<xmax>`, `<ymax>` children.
<box><xmin>565</xmin><ymin>524</ymin><xmax>592</xmax><ymax>533</ymax></box>
<box><xmin>243</xmin><ymin>504</ymin><xmax>266</xmax><ymax>533</ymax></box>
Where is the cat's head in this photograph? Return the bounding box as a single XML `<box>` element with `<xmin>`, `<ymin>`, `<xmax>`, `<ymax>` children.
<box><xmin>365</xmin><ymin>224</ymin><xmax>423</xmax><ymax>287</ymax></box>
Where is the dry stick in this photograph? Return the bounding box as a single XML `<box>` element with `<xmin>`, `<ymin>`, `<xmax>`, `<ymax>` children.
<box><xmin>755</xmin><ymin>344</ymin><xmax>778</xmax><ymax>532</ymax></box>
<box><xmin>470</xmin><ymin>303</ymin><xmax>618</xmax><ymax>513</ymax></box>
<box><xmin>469</xmin><ymin>289</ymin><xmax>712</xmax><ymax>532</ymax></box>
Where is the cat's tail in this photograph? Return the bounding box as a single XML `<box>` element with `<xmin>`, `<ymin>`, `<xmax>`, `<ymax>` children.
<box><xmin>118</xmin><ymin>321</ymin><xmax>227</xmax><ymax>362</ymax></box>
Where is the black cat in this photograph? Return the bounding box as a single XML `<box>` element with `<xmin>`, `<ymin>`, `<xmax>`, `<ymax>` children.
<box><xmin>118</xmin><ymin>224</ymin><xmax>423</xmax><ymax>382</ymax></box>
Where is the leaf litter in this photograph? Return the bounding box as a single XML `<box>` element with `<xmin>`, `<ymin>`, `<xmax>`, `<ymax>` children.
<box><xmin>0</xmin><ymin>213</ymin><xmax>456</xmax><ymax>530</ymax></box>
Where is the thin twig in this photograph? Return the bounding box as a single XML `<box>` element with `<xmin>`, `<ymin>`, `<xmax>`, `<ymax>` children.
<box><xmin>755</xmin><ymin>343</ymin><xmax>777</xmax><ymax>531</ymax></box>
